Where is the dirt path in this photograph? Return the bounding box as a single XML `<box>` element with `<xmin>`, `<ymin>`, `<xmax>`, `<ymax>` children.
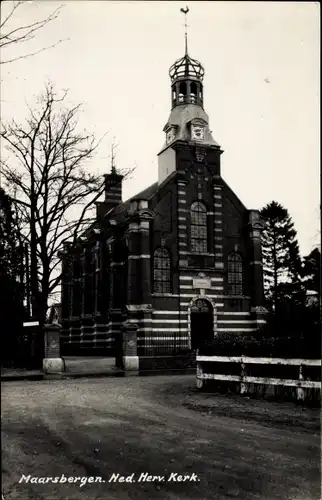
<box><xmin>1</xmin><ymin>375</ymin><xmax>320</xmax><ymax>500</ymax></box>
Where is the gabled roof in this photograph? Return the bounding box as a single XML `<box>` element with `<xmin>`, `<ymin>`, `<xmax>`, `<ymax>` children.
<box><xmin>132</xmin><ymin>182</ymin><xmax>159</xmax><ymax>201</ymax></box>
<box><xmin>105</xmin><ymin>181</ymin><xmax>158</xmax><ymax>223</ymax></box>
<box><xmin>105</xmin><ymin>171</ymin><xmax>177</xmax><ymax>224</ymax></box>
<box><xmin>220</xmin><ymin>176</ymin><xmax>247</xmax><ymax>212</ymax></box>
<box><xmin>71</xmin><ymin>177</ymin><xmax>165</xmax><ymax>243</ymax></box>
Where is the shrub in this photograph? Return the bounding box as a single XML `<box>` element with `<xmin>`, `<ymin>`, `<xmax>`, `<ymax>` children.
<box><xmin>199</xmin><ymin>332</ymin><xmax>320</xmax><ymax>359</ymax></box>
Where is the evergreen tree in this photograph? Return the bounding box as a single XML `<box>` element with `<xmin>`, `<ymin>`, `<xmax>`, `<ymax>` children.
<box><xmin>302</xmin><ymin>247</ymin><xmax>320</xmax><ymax>295</ymax></box>
<box><xmin>0</xmin><ymin>187</ymin><xmax>21</xmax><ymax>277</ymax></box>
<box><xmin>260</xmin><ymin>201</ymin><xmax>302</xmax><ymax>313</ymax></box>
<box><xmin>301</xmin><ymin>247</ymin><xmax>321</xmax><ymax>336</ymax></box>
<box><xmin>0</xmin><ymin>188</ymin><xmax>26</xmax><ymax>365</ymax></box>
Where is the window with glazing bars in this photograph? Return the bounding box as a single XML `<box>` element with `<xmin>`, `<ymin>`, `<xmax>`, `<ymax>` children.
<box><xmin>190</xmin><ymin>201</ymin><xmax>208</xmax><ymax>253</ymax></box>
<box><xmin>153</xmin><ymin>248</ymin><xmax>171</xmax><ymax>293</ymax></box>
<box><xmin>228</xmin><ymin>252</ymin><xmax>243</xmax><ymax>295</ymax></box>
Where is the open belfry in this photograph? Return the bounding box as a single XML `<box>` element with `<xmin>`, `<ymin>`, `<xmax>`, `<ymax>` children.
<box><xmin>60</xmin><ymin>8</ymin><xmax>267</xmax><ymax>371</ymax></box>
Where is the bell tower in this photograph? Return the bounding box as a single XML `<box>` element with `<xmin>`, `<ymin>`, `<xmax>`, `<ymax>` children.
<box><xmin>170</xmin><ymin>6</ymin><xmax>204</xmax><ymax>109</ymax></box>
<box><xmin>158</xmin><ymin>6</ymin><xmax>220</xmax><ymax>185</ymax></box>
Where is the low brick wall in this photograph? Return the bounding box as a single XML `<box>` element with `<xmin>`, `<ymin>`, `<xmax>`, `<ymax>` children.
<box><xmin>61</xmin><ymin>344</ymin><xmax>116</xmax><ymax>357</ymax></box>
<box><xmin>139</xmin><ymin>355</ymin><xmax>196</xmax><ymax>372</ymax></box>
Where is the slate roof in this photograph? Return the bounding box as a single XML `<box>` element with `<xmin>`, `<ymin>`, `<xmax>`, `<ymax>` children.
<box><xmin>107</xmin><ymin>182</ymin><xmax>158</xmax><ymax>217</ymax></box>
<box><xmin>131</xmin><ymin>182</ymin><xmax>159</xmax><ymax>201</ymax></box>
<box><xmin>105</xmin><ymin>171</ymin><xmax>177</xmax><ymax>223</ymax></box>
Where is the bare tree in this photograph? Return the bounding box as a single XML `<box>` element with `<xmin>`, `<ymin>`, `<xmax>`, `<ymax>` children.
<box><xmin>0</xmin><ymin>0</ymin><xmax>66</xmax><ymax>64</ymax></box>
<box><xmin>1</xmin><ymin>83</ymin><xmax>134</xmax><ymax>323</ymax></box>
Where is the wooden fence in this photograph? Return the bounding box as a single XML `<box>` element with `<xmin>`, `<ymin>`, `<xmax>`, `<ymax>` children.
<box><xmin>196</xmin><ymin>355</ymin><xmax>321</xmax><ymax>401</ymax></box>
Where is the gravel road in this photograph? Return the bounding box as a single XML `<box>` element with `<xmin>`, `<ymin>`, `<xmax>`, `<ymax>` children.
<box><xmin>1</xmin><ymin>375</ymin><xmax>320</xmax><ymax>500</ymax></box>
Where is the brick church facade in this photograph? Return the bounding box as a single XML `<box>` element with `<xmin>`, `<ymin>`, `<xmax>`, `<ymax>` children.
<box><xmin>60</xmin><ymin>42</ymin><xmax>267</xmax><ymax>370</ymax></box>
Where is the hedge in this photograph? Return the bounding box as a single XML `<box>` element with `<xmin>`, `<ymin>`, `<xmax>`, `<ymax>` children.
<box><xmin>198</xmin><ymin>332</ymin><xmax>320</xmax><ymax>359</ymax></box>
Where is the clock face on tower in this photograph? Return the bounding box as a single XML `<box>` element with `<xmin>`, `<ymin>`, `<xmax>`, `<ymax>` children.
<box><xmin>191</xmin><ymin>125</ymin><xmax>205</xmax><ymax>141</ymax></box>
<box><xmin>166</xmin><ymin>128</ymin><xmax>175</xmax><ymax>144</ymax></box>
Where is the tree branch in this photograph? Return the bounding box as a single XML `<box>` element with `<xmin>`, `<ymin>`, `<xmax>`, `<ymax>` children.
<box><xmin>0</xmin><ymin>1</ymin><xmax>67</xmax><ymax>65</ymax></box>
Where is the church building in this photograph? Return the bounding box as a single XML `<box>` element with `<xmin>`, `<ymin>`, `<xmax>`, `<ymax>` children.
<box><xmin>60</xmin><ymin>28</ymin><xmax>267</xmax><ymax>371</ymax></box>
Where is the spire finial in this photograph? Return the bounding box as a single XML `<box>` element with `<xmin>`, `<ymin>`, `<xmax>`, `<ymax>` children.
<box><xmin>180</xmin><ymin>6</ymin><xmax>189</xmax><ymax>55</ymax></box>
<box><xmin>111</xmin><ymin>138</ymin><xmax>118</xmax><ymax>174</ymax></box>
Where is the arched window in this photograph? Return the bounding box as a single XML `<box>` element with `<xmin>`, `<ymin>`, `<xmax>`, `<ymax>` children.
<box><xmin>178</xmin><ymin>82</ymin><xmax>187</xmax><ymax>103</ymax></box>
<box><xmin>228</xmin><ymin>252</ymin><xmax>243</xmax><ymax>295</ymax></box>
<box><xmin>190</xmin><ymin>202</ymin><xmax>208</xmax><ymax>253</ymax></box>
<box><xmin>191</xmin><ymin>298</ymin><xmax>212</xmax><ymax>313</ymax></box>
<box><xmin>190</xmin><ymin>82</ymin><xmax>197</xmax><ymax>103</ymax></box>
<box><xmin>179</xmin><ymin>82</ymin><xmax>187</xmax><ymax>95</ymax></box>
<box><xmin>153</xmin><ymin>248</ymin><xmax>171</xmax><ymax>293</ymax></box>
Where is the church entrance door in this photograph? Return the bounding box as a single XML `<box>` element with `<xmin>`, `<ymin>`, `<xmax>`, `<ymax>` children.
<box><xmin>190</xmin><ymin>299</ymin><xmax>214</xmax><ymax>351</ymax></box>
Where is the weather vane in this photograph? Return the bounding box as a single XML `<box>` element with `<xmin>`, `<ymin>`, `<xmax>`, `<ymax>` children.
<box><xmin>180</xmin><ymin>6</ymin><xmax>189</xmax><ymax>55</ymax></box>
<box><xmin>111</xmin><ymin>138</ymin><xmax>118</xmax><ymax>174</ymax></box>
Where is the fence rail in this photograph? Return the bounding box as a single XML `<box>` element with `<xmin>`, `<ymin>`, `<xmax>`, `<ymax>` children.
<box><xmin>196</xmin><ymin>355</ymin><xmax>321</xmax><ymax>400</ymax></box>
<box><xmin>137</xmin><ymin>335</ymin><xmax>190</xmax><ymax>357</ymax></box>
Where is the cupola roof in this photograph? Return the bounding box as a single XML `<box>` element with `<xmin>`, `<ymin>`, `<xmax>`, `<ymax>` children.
<box><xmin>169</xmin><ymin>6</ymin><xmax>204</xmax><ymax>84</ymax></box>
<box><xmin>169</xmin><ymin>54</ymin><xmax>204</xmax><ymax>84</ymax></box>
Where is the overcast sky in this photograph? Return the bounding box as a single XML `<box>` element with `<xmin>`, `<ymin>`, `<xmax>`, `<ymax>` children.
<box><xmin>1</xmin><ymin>1</ymin><xmax>320</xmax><ymax>256</ymax></box>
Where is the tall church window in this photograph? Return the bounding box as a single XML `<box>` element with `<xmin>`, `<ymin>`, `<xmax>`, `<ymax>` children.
<box><xmin>190</xmin><ymin>202</ymin><xmax>208</xmax><ymax>253</ymax></box>
<box><xmin>153</xmin><ymin>248</ymin><xmax>171</xmax><ymax>293</ymax></box>
<box><xmin>228</xmin><ymin>252</ymin><xmax>243</xmax><ymax>295</ymax></box>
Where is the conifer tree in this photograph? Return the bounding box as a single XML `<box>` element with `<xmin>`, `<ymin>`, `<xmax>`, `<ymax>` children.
<box><xmin>0</xmin><ymin>187</ymin><xmax>21</xmax><ymax>277</ymax></box>
<box><xmin>0</xmin><ymin>188</ymin><xmax>26</xmax><ymax>365</ymax></box>
<box><xmin>302</xmin><ymin>247</ymin><xmax>320</xmax><ymax>295</ymax></box>
<box><xmin>260</xmin><ymin>201</ymin><xmax>302</xmax><ymax>313</ymax></box>
<box><xmin>301</xmin><ymin>247</ymin><xmax>321</xmax><ymax>339</ymax></box>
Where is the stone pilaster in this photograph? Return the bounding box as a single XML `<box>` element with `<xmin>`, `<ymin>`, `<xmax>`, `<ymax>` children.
<box><xmin>68</xmin><ymin>248</ymin><xmax>81</xmax><ymax>346</ymax></box>
<box><xmin>139</xmin><ymin>217</ymin><xmax>152</xmax><ymax>305</ymax></box>
<box><xmin>137</xmin><ymin>309</ymin><xmax>153</xmax><ymax>356</ymax></box>
<box><xmin>126</xmin><ymin>200</ymin><xmax>153</xmax><ymax>308</ymax></box>
<box><xmin>91</xmin><ymin>237</ymin><xmax>102</xmax><ymax>349</ymax></box>
<box><xmin>93</xmin><ymin>239</ymin><xmax>101</xmax><ymax>317</ymax></box>
<box><xmin>111</xmin><ymin>252</ymin><xmax>126</xmax><ymax>310</ymax></box>
<box><xmin>68</xmin><ymin>317</ymin><xmax>81</xmax><ymax>352</ymax></box>
<box><xmin>177</xmin><ymin>176</ymin><xmax>189</xmax><ymax>267</ymax></box>
<box><xmin>110</xmin><ymin>306</ymin><xmax>123</xmax><ymax>351</ymax></box>
<box><xmin>91</xmin><ymin>236</ymin><xmax>110</xmax><ymax>352</ymax></box>
<box><xmin>100</xmin><ymin>239</ymin><xmax>111</xmax><ymax>314</ymax></box>
<box><xmin>59</xmin><ymin>242</ymin><xmax>72</xmax><ymax>350</ymax></box>
<box><xmin>81</xmin><ymin>244</ymin><xmax>92</xmax><ymax>316</ymax></box>
<box><xmin>124</xmin><ymin>200</ymin><xmax>154</xmax><ymax>364</ymax></box>
<box><xmin>121</xmin><ymin>321</ymin><xmax>139</xmax><ymax>374</ymax></box>
<box><xmin>95</xmin><ymin>241</ymin><xmax>112</xmax><ymax>352</ymax></box>
<box><xmin>80</xmin><ymin>243</ymin><xmax>94</xmax><ymax>350</ymax></box>
<box><xmin>127</xmin><ymin>229</ymin><xmax>140</xmax><ymax>304</ymax></box>
<box><xmin>69</xmin><ymin>257</ymin><xmax>74</xmax><ymax>321</ymax></box>
<box><xmin>212</xmin><ymin>179</ymin><xmax>224</xmax><ymax>270</ymax></box>
<box><xmin>248</xmin><ymin>210</ymin><xmax>268</xmax><ymax>326</ymax></box>
<box><xmin>43</xmin><ymin>323</ymin><xmax>65</xmax><ymax>375</ymax></box>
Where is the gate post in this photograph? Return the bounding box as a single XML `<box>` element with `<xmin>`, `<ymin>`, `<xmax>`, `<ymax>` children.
<box><xmin>297</xmin><ymin>364</ymin><xmax>305</xmax><ymax>401</ymax></box>
<box><xmin>43</xmin><ymin>323</ymin><xmax>65</xmax><ymax>375</ymax></box>
<box><xmin>196</xmin><ymin>356</ymin><xmax>204</xmax><ymax>389</ymax></box>
<box><xmin>240</xmin><ymin>357</ymin><xmax>247</xmax><ymax>395</ymax></box>
<box><xmin>121</xmin><ymin>321</ymin><xmax>139</xmax><ymax>375</ymax></box>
